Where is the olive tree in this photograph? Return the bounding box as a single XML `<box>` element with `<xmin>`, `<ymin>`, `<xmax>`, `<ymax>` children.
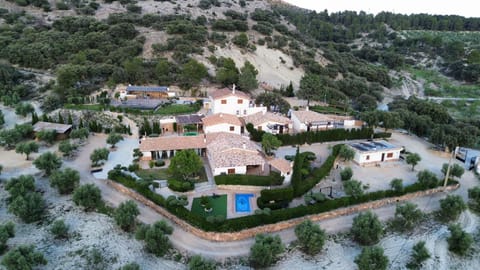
<box><xmin>439</xmin><ymin>195</ymin><xmax>466</xmax><ymax>222</ymax></box>
<box><xmin>107</xmin><ymin>133</ymin><xmax>123</xmax><ymax>148</ymax></box>
<box><xmin>188</xmin><ymin>255</ymin><xmax>217</xmax><ymax>270</ymax></box>
<box><xmin>58</xmin><ymin>140</ymin><xmax>77</xmax><ymax>157</ymax></box>
<box><xmin>390</xmin><ymin>178</ymin><xmax>404</xmax><ymax>192</ymax></box>
<box><xmin>36</xmin><ymin>129</ymin><xmax>57</xmax><ymax>145</ymax></box>
<box><xmin>1</xmin><ymin>245</ymin><xmax>46</xmax><ymax>270</ymax></box>
<box><xmin>249</xmin><ymin>234</ymin><xmax>284</xmax><ymax>268</ymax></box>
<box><xmin>441</xmin><ymin>163</ymin><xmax>465</xmax><ymax>180</ymax></box>
<box><xmin>50</xmin><ymin>219</ymin><xmax>69</xmax><ymax>239</ymax></box>
<box><xmin>392</xmin><ymin>202</ymin><xmax>423</xmax><ymax>231</ymax></box>
<box><xmin>340</xmin><ymin>167</ymin><xmax>353</xmax><ymax>181</ymax></box>
<box><xmin>49</xmin><ymin>168</ymin><xmax>80</xmax><ymax>194</ymax></box>
<box><xmin>406</xmin><ymin>241</ymin><xmax>430</xmax><ymax>269</ymax></box>
<box><xmin>339</xmin><ymin>145</ymin><xmax>355</xmax><ymax>162</ymax></box>
<box><xmin>8</xmin><ymin>192</ymin><xmax>46</xmax><ymax>223</ymax></box>
<box><xmin>135</xmin><ymin>221</ymin><xmax>173</xmax><ymax>257</ymax></box>
<box><xmin>344</xmin><ymin>180</ymin><xmax>364</xmax><ymax>198</ymax></box>
<box><xmin>5</xmin><ymin>175</ymin><xmax>35</xmax><ymax>199</ymax></box>
<box><xmin>406</xmin><ymin>153</ymin><xmax>421</xmax><ymax>171</ymax></box>
<box><xmin>351</xmin><ymin>211</ymin><xmax>383</xmax><ymax>245</ymax></box>
<box><xmin>72</xmin><ymin>184</ymin><xmax>103</xmax><ymax>211</ymax></box>
<box><xmin>114</xmin><ymin>200</ymin><xmax>140</xmax><ymax>232</ymax></box>
<box><xmin>0</xmin><ymin>221</ymin><xmax>15</xmax><ymax>254</ymax></box>
<box><xmin>417</xmin><ymin>170</ymin><xmax>438</xmax><ymax>189</ymax></box>
<box><xmin>15</xmin><ymin>141</ymin><xmax>39</xmax><ymax>160</ymax></box>
<box><xmin>355</xmin><ymin>246</ymin><xmax>388</xmax><ymax>270</ymax></box>
<box><xmin>90</xmin><ymin>148</ymin><xmax>109</xmax><ymax>167</ymax></box>
<box><xmin>33</xmin><ymin>152</ymin><xmax>62</xmax><ymax>176</ymax></box>
<box><xmin>294</xmin><ymin>220</ymin><xmax>326</xmax><ymax>255</ymax></box>
<box><xmin>447</xmin><ymin>224</ymin><xmax>473</xmax><ymax>256</ymax></box>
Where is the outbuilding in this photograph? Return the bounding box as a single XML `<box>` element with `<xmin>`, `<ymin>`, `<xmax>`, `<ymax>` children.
<box><xmin>33</xmin><ymin>121</ymin><xmax>72</xmax><ymax>140</ymax></box>
<box><xmin>348</xmin><ymin>140</ymin><xmax>403</xmax><ymax>166</ymax></box>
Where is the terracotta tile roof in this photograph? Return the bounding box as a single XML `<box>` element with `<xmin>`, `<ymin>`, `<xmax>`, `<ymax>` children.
<box><xmin>202</xmin><ymin>113</ymin><xmax>243</xmax><ymax>127</ymax></box>
<box><xmin>210</xmin><ymin>87</ymin><xmax>250</xmax><ymax>100</ymax></box>
<box><xmin>139</xmin><ymin>136</ymin><xmax>206</xmax><ymax>152</ymax></box>
<box><xmin>33</xmin><ymin>122</ymin><xmax>72</xmax><ymax>134</ymax></box>
<box><xmin>292</xmin><ymin>110</ymin><xmax>352</xmax><ymax>124</ymax></box>
<box><xmin>269</xmin><ymin>159</ymin><xmax>292</xmax><ymax>173</ymax></box>
<box><xmin>243</xmin><ymin>111</ymin><xmax>291</xmax><ymax>126</ymax></box>
<box><xmin>205</xmin><ymin>132</ymin><xmax>265</xmax><ymax>168</ymax></box>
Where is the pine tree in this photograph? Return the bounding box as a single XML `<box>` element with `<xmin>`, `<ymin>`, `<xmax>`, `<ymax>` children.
<box><xmin>31</xmin><ymin>112</ymin><xmax>39</xmax><ymax>125</ymax></box>
<box><xmin>67</xmin><ymin>113</ymin><xmax>73</xmax><ymax>125</ymax></box>
<box><xmin>42</xmin><ymin>114</ymin><xmax>49</xmax><ymax>122</ymax></box>
<box><xmin>79</xmin><ymin>119</ymin><xmax>84</xmax><ymax>129</ymax></box>
<box><xmin>58</xmin><ymin>112</ymin><xmax>64</xmax><ymax>124</ymax></box>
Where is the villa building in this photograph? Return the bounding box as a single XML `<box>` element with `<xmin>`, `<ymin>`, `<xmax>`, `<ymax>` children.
<box><xmin>202</xmin><ymin>113</ymin><xmax>244</xmax><ymax>135</ymax></box>
<box><xmin>243</xmin><ymin>111</ymin><xmax>292</xmax><ymax>134</ymax></box>
<box><xmin>139</xmin><ymin>135</ymin><xmax>206</xmax><ymax>160</ymax></box>
<box><xmin>206</xmin><ymin>132</ymin><xmax>266</xmax><ymax>176</ymax></box>
<box><xmin>175</xmin><ymin>114</ymin><xmax>204</xmax><ymax>135</ymax></box>
<box><xmin>207</xmin><ymin>85</ymin><xmax>266</xmax><ymax>116</ymax></box>
<box><xmin>291</xmin><ymin>109</ymin><xmax>362</xmax><ymax>133</ymax></box>
<box><xmin>348</xmin><ymin>140</ymin><xmax>403</xmax><ymax>166</ymax></box>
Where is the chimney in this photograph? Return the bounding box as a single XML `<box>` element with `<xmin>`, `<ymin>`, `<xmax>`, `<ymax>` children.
<box><xmin>242</xmin><ymin>142</ymin><xmax>246</xmax><ymax>149</ymax></box>
<box><xmin>306</xmin><ymin>106</ymin><xmax>309</xmax><ymax>111</ymax></box>
<box><xmin>219</xmin><ymin>113</ymin><xmax>223</xmax><ymax>118</ymax></box>
<box><xmin>232</xmin><ymin>84</ymin><xmax>236</xmax><ymax>94</ymax></box>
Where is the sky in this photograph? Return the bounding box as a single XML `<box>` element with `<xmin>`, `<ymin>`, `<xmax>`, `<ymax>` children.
<box><xmin>282</xmin><ymin>0</ymin><xmax>479</xmax><ymax>18</ymax></box>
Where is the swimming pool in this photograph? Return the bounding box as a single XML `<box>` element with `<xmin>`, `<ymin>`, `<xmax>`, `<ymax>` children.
<box><xmin>235</xmin><ymin>193</ymin><xmax>254</xmax><ymax>213</ymax></box>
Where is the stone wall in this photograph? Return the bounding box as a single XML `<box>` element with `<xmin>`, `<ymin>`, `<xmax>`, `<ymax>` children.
<box><xmin>106</xmin><ymin>180</ymin><xmax>459</xmax><ymax>242</ymax></box>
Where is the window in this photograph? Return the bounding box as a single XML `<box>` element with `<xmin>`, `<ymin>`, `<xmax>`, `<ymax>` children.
<box><xmin>227</xmin><ymin>168</ymin><xmax>235</xmax><ymax>174</ymax></box>
<box><xmin>237</xmin><ymin>99</ymin><xmax>243</xmax><ymax>104</ymax></box>
<box><xmin>243</xmin><ymin>109</ymin><xmax>247</xmax><ymax>115</ymax></box>
<box><xmin>236</xmin><ymin>110</ymin><xmax>240</xmax><ymax>115</ymax></box>
<box><xmin>229</xmin><ymin>126</ymin><xmax>235</xmax><ymax>131</ymax></box>
<box><xmin>221</xmin><ymin>99</ymin><xmax>227</xmax><ymax>104</ymax></box>
<box><xmin>258</xmin><ymin>126</ymin><xmax>262</xmax><ymax>131</ymax></box>
<box><xmin>387</xmin><ymin>153</ymin><xmax>393</xmax><ymax>158</ymax></box>
<box><xmin>366</xmin><ymin>155</ymin><xmax>370</xmax><ymax>160</ymax></box>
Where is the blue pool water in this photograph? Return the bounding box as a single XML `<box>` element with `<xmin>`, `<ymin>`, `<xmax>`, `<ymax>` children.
<box><xmin>235</xmin><ymin>194</ymin><xmax>254</xmax><ymax>213</ymax></box>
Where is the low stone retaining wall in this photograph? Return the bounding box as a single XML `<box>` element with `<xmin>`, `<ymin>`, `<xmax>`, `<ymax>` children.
<box><xmin>106</xmin><ymin>180</ymin><xmax>459</xmax><ymax>242</ymax></box>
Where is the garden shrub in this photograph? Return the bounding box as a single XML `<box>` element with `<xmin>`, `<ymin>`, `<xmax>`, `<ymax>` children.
<box><xmin>167</xmin><ymin>179</ymin><xmax>194</xmax><ymax>192</ymax></box>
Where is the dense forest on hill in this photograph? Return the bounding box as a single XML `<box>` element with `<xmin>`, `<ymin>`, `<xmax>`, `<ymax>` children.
<box><xmin>0</xmin><ymin>0</ymin><xmax>479</xmax><ymax>148</ymax></box>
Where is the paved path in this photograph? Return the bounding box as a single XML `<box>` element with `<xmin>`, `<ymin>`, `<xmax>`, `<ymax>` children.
<box><xmin>64</xmin><ymin>132</ymin><xmax>479</xmax><ymax>260</ymax></box>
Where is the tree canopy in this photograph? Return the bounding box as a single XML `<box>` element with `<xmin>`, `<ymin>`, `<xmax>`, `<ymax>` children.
<box><xmin>168</xmin><ymin>149</ymin><xmax>203</xmax><ymax>181</ymax></box>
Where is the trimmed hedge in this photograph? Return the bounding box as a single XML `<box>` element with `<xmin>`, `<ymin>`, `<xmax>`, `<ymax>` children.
<box><xmin>167</xmin><ymin>179</ymin><xmax>194</xmax><ymax>192</ymax></box>
<box><xmin>260</xmin><ymin>186</ymin><xmax>294</xmax><ymax>202</ymax></box>
<box><xmin>214</xmin><ymin>172</ymin><xmax>284</xmax><ymax>186</ymax></box>
<box><xmin>108</xmin><ymin>168</ymin><xmax>457</xmax><ymax>233</ymax></box>
<box><xmin>292</xmin><ymin>144</ymin><xmax>341</xmax><ymax>197</ymax></box>
<box><xmin>276</xmin><ymin>128</ymin><xmax>390</xmax><ymax>145</ymax></box>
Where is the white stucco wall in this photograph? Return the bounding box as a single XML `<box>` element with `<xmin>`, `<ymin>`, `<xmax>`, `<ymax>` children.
<box><xmin>256</xmin><ymin>121</ymin><xmax>292</xmax><ymax>134</ymax></box>
<box><xmin>354</xmin><ymin>149</ymin><xmax>402</xmax><ymax>164</ymax></box>
<box><xmin>204</xmin><ymin>123</ymin><xmax>241</xmax><ymax>134</ymax></box>
<box><xmin>212</xmin><ymin>96</ymin><xmax>251</xmax><ymax>115</ymax></box>
<box><xmin>213</xmin><ymin>166</ymin><xmax>247</xmax><ymax>176</ymax></box>
<box><xmin>291</xmin><ymin>112</ymin><xmax>307</xmax><ymax>133</ymax></box>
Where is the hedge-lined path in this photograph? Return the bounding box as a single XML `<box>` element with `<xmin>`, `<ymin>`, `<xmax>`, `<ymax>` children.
<box><xmin>64</xmin><ymin>131</ymin><xmax>478</xmax><ymax>260</ymax></box>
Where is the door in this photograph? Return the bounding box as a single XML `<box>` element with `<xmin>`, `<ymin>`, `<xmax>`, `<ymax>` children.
<box><xmin>381</xmin><ymin>153</ymin><xmax>385</xmax><ymax>162</ymax></box>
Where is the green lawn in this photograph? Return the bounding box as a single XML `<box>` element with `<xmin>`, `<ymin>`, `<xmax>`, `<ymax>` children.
<box><xmin>135</xmin><ymin>169</ymin><xmax>170</xmax><ymax>180</ymax></box>
<box><xmin>191</xmin><ymin>195</ymin><xmax>227</xmax><ymax>219</ymax></box>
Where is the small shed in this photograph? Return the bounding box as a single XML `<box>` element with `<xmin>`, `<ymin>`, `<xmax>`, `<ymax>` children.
<box><xmin>348</xmin><ymin>140</ymin><xmax>403</xmax><ymax>166</ymax></box>
<box><xmin>33</xmin><ymin>121</ymin><xmax>72</xmax><ymax>140</ymax></box>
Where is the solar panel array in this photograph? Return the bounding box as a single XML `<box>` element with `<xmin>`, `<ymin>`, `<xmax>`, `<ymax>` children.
<box><xmin>350</xmin><ymin>140</ymin><xmax>396</xmax><ymax>152</ymax></box>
